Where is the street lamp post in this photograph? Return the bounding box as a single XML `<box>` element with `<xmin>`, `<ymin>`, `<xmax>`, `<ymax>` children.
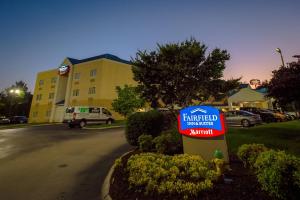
<box><xmin>8</xmin><ymin>89</ymin><xmax>21</xmax><ymax>117</ymax></box>
<box><xmin>275</xmin><ymin>48</ymin><xmax>285</xmax><ymax>67</ymax></box>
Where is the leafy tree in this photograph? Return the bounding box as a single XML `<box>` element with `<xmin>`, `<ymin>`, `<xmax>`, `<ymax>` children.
<box><xmin>132</xmin><ymin>38</ymin><xmax>240</xmax><ymax>108</ymax></box>
<box><xmin>268</xmin><ymin>63</ymin><xmax>300</xmax><ymax>110</ymax></box>
<box><xmin>0</xmin><ymin>81</ymin><xmax>32</xmax><ymax>117</ymax></box>
<box><xmin>112</xmin><ymin>85</ymin><xmax>146</xmax><ymax>117</ymax></box>
<box><xmin>205</xmin><ymin>78</ymin><xmax>241</xmax><ymax>101</ymax></box>
<box><xmin>256</xmin><ymin>80</ymin><xmax>269</xmax><ymax>90</ymax></box>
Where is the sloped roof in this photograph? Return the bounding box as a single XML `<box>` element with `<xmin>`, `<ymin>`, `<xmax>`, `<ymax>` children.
<box><xmin>255</xmin><ymin>87</ymin><xmax>268</xmax><ymax>94</ymax></box>
<box><xmin>228</xmin><ymin>87</ymin><xmax>266</xmax><ymax>102</ymax></box>
<box><xmin>228</xmin><ymin>84</ymin><xmax>268</xmax><ymax>97</ymax></box>
<box><xmin>66</xmin><ymin>54</ymin><xmax>131</xmax><ymax>65</ymax></box>
<box><xmin>240</xmin><ymin>84</ymin><xmax>249</xmax><ymax>89</ymax></box>
<box><xmin>228</xmin><ymin>84</ymin><xmax>250</xmax><ymax>96</ymax></box>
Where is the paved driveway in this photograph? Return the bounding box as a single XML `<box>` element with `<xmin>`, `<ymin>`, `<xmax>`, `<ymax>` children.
<box><xmin>0</xmin><ymin>125</ymin><xmax>132</xmax><ymax>200</ymax></box>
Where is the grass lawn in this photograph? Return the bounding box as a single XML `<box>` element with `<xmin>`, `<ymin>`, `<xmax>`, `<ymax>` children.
<box><xmin>226</xmin><ymin>120</ymin><xmax>300</xmax><ymax>156</ymax></box>
<box><xmin>85</xmin><ymin>120</ymin><xmax>126</xmax><ymax>128</ymax></box>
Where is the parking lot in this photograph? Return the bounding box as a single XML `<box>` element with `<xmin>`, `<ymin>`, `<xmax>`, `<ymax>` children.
<box><xmin>0</xmin><ymin>124</ymin><xmax>131</xmax><ymax>200</ymax></box>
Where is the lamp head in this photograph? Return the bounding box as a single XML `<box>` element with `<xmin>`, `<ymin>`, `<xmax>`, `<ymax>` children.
<box><xmin>275</xmin><ymin>48</ymin><xmax>281</xmax><ymax>53</ymax></box>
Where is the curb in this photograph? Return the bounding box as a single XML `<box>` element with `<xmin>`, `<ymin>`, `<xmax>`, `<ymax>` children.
<box><xmin>84</xmin><ymin>125</ymin><xmax>125</xmax><ymax>130</ymax></box>
<box><xmin>101</xmin><ymin>149</ymin><xmax>135</xmax><ymax>200</ymax></box>
<box><xmin>0</xmin><ymin>123</ymin><xmax>62</xmax><ymax>130</ymax></box>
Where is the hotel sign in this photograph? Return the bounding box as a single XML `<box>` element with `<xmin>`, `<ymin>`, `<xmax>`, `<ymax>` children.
<box><xmin>178</xmin><ymin>106</ymin><xmax>225</xmax><ymax>138</ymax></box>
<box><xmin>58</xmin><ymin>65</ymin><xmax>70</xmax><ymax>76</ymax></box>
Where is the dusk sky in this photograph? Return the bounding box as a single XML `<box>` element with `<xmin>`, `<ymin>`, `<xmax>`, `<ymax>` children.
<box><xmin>0</xmin><ymin>0</ymin><xmax>299</xmax><ymax>91</ymax></box>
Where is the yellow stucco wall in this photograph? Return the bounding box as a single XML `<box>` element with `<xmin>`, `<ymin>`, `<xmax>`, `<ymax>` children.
<box><xmin>29</xmin><ymin>57</ymin><xmax>137</xmax><ymax>123</ymax></box>
<box><xmin>29</xmin><ymin>69</ymin><xmax>58</xmax><ymax>123</ymax></box>
<box><xmin>67</xmin><ymin>59</ymin><xmax>136</xmax><ymax>120</ymax></box>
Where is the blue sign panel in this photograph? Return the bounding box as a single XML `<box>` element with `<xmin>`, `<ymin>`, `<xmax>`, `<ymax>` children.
<box><xmin>178</xmin><ymin>105</ymin><xmax>225</xmax><ymax>138</ymax></box>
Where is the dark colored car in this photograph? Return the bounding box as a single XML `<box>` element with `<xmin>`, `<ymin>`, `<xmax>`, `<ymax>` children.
<box><xmin>263</xmin><ymin>109</ymin><xmax>287</xmax><ymax>122</ymax></box>
<box><xmin>0</xmin><ymin>116</ymin><xmax>10</xmax><ymax>124</ymax></box>
<box><xmin>240</xmin><ymin>107</ymin><xmax>277</xmax><ymax>123</ymax></box>
<box><xmin>10</xmin><ymin>116</ymin><xmax>28</xmax><ymax>124</ymax></box>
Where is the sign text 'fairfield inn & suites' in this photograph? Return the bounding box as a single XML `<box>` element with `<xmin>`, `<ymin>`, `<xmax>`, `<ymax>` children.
<box><xmin>178</xmin><ymin>106</ymin><xmax>226</xmax><ymax>138</ymax></box>
<box><xmin>178</xmin><ymin>105</ymin><xmax>229</xmax><ymax>162</ymax></box>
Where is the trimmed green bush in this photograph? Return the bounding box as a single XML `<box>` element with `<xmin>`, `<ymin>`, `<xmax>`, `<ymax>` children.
<box><xmin>153</xmin><ymin>127</ymin><xmax>183</xmax><ymax>155</ymax></box>
<box><xmin>254</xmin><ymin>150</ymin><xmax>300</xmax><ymax>199</ymax></box>
<box><xmin>125</xmin><ymin>110</ymin><xmax>164</xmax><ymax>146</ymax></box>
<box><xmin>153</xmin><ymin>134</ymin><xmax>171</xmax><ymax>154</ymax></box>
<box><xmin>138</xmin><ymin>134</ymin><xmax>153</xmax><ymax>152</ymax></box>
<box><xmin>127</xmin><ymin>153</ymin><xmax>218</xmax><ymax>199</ymax></box>
<box><xmin>160</xmin><ymin>110</ymin><xmax>177</xmax><ymax>130</ymax></box>
<box><xmin>237</xmin><ymin>144</ymin><xmax>268</xmax><ymax>167</ymax></box>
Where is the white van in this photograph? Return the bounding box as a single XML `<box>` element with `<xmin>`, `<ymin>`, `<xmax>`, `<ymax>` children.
<box><xmin>64</xmin><ymin>106</ymin><xmax>114</xmax><ymax>128</ymax></box>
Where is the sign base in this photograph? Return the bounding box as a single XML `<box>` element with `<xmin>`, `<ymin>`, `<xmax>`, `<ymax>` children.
<box><xmin>182</xmin><ymin>135</ymin><xmax>229</xmax><ymax>163</ymax></box>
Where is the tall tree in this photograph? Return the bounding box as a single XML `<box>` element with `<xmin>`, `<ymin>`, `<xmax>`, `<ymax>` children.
<box><xmin>132</xmin><ymin>38</ymin><xmax>239</xmax><ymax>108</ymax></box>
<box><xmin>268</xmin><ymin>63</ymin><xmax>300</xmax><ymax>110</ymax></box>
<box><xmin>0</xmin><ymin>81</ymin><xmax>32</xmax><ymax>117</ymax></box>
<box><xmin>112</xmin><ymin>85</ymin><xmax>145</xmax><ymax>117</ymax></box>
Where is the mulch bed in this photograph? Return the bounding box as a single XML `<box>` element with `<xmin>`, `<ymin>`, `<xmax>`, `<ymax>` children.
<box><xmin>110</xmin><ymin>151</ymin><xmax>273</xmax><ymax>200</ymax></box>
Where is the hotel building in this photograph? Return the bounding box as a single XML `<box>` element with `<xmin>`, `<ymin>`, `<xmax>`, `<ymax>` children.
<box><xmin>29</xmin><ymin>54</ymin><xmax>136</xmax><ymax>123</ymax></box>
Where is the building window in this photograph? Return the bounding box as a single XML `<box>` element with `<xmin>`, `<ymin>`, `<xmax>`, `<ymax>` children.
<box><xmin>72</xmin><ymin>89</ymin><xmax>80</xmax><ymax>96</ymax></box>
<box><xmin>74</xmin><ymin>72</ymin><xmax>80</xmax><ymax>80</ymax></box>
<box><xmin>48</xmin><ymin>92</ymin><xmax>54</xmax><ymax>99</ymax></box>
<box><xmin>39</xmin><ymin>80</ymin><xmax>44</xmax><ymax>86</ymax></box>
<box><xmin>36</xmin><ymin>94</ymin><xmax>42</xmax><ymax>101</ymax></box>
<box><xmin>88</xmin><ymin>87</ymin><xmax>96</xmax><ymax>94</ymax></box>
<box><xmin>32</xmin><ymin>111</ymin><xmax>38</xmax><ymax>118</ymax></box>
<box><xmin>46</xmin><ymin>110</ymin><xmax>51</xmax><ymax>117</ymax></box>
<box><xmin>90</xmin><ymin>69</ymin><xmax>97</xmax><ymax>77</ymax></box>
<box><xmin>51</xmin><ymin>77</ymin><xmax>57</xmax><ymax>84</ymax></box>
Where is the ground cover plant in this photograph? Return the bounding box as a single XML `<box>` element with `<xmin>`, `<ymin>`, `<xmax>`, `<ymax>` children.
<box><xmin>238</xmin><ymin>144</ymin><xmax>300</xmax><ymax>200</ymax></box>
<box><xmin>110</xmin><ymin>150</ymin><xmax>273</xmax><ymax>200</ymax></box>
<box><xmin>112</xmin><ymin>115</ymin><xmax>300</xmax><ymax>199</ymax></box>
<box><xmin>122</xmin><ymin>153</ymin><xmax>219</xmax><ymax>199</ymax></box>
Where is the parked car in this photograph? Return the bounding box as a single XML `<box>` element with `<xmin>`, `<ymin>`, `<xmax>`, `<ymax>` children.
<box><xmin>224</xmin><ymin>110</ymin><xmax>262</xmax><ymax>127</ymax></box>
<box><xmin>64</xmin><ymin>106</ymin><xmax>115</xmax><ymax>128</ymax></box>
<box><xmin>240</xmin><ymin>107</ymin><xmax>277</xmax><ymax>123</ymax></box>
<box><xmin>285</xmin><ymin>111</ymin><xmax>298</xmax><ymax>119</ymax></box>
<box><xmin>263</xmin><ymin>109</ymin><xmax>287</xmax><ymax>122</ymax></box>
<box><xmin>0</xmin><ymin>116</ymin><xmax>10</xmax><ymax>124</ymax></box>
<box><xmin>284</xmin><ymin>113</ymin><xmax>294</xmax><ymax>120</ymax></box>
<box><xmin>10</xmin><ymin>116</ymin><xmax>28</xmax><ymax>124</ymax></box>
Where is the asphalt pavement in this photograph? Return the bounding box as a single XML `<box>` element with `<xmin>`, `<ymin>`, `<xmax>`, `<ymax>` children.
<box><xmin>0</xmin><ymin>124</ymin><xmax>132</xmax><ymax>200</ymax></box>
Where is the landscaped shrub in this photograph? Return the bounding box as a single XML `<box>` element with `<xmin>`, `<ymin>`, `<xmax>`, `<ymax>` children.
<box><xmin>254</xmin><ymin>150</ymin><xmax>300</xmax><ymax>199</ymax></box>
<box><xmin>152</xmin><ymin>127</ymin><xmax>183</xmax><ymax>155</ymax></box>
<box><xmin>152</xmin><ymin>134</ymin><xmax>171</xmax><ymax>154</ymax></box>
<box><xmin>125</xmin><ymin>110</ymin><xmax>164</xmax><ymax>146</ymax></box>
<box><xmin>237</xmin><ymin>143</ymin><xmax>268</xmax><ymax>167</ymax></box>
<box><xmin>160</xmin><ymin>110</ymin><xmax>177</xmax><ymax>130</ymax></box>
<box><xmin>138</xmin><ymin>134</ymin><xmax>153</xmax><ymax>152</ymax></box>
<box><xmin>126</xmin><ymin>153</ymin><xmax>218</xmax><ymax>199</ymax></box>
